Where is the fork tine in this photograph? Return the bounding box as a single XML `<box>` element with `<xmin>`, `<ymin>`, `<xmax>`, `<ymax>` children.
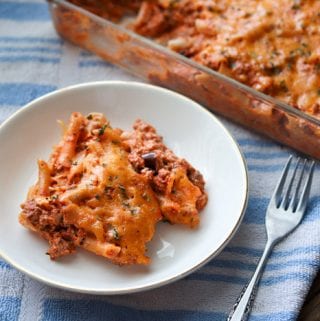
<box><xmin>295</xmin><ymin>161</ymin><xmax>315</xmax><ymax>213</ymax></box>
<box><xmin>271</xmin><ymin>155</ymin><xmax>293</xmax><ymax>207</ymax></box>
<box><xmin>281</xmin><ymin>157</ymin><xmax>301</xmax><ymax>209</ymax></box>
<box><xmin>288</xmin><ymin>159</ymin><xmax>307</xmax><ymax>210</ymax></box>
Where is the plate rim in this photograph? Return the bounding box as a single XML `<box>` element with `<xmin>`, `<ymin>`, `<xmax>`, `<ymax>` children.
<box><xmin>0</xmin><ymin>81</ymin><xmax>248</xmax><ymax>294</ymax></box>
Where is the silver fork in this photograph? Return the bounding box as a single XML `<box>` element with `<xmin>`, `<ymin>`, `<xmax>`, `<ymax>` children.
<box><xmin>227</xmin><ymin>156</ymin><xmax>316</xmax><ymax>321</ymax></box>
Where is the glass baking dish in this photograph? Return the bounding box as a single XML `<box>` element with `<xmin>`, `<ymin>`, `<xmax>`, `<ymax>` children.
<box><xmin>48</xmin><ymin>0</ymin><xmax>320</xmax><ymax>159</ymax></box>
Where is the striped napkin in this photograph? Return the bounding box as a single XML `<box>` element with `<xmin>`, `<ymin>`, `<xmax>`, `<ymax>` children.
<box><xmin>1</xmin><ymin>1</ymin><xmax>320</xmax><ymax>321</ymax></box>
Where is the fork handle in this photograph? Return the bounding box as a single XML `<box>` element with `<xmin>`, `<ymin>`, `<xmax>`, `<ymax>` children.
<box><xmin>227</xmin><ymin>240</ymin><xmax>275</xmax><ymax>321</ymax></box>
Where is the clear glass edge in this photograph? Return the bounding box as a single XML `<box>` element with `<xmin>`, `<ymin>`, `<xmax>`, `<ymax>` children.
<box><xmin>48</xmin><ymin>0</ymin><xmax>320</xmax><ymax>128</ymax></box>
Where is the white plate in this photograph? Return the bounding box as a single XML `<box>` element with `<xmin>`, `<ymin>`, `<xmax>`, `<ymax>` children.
<box><xmin>0</xmin><ymin>81</ymin><xmax>248</xmax><ymax>294</ymax></box>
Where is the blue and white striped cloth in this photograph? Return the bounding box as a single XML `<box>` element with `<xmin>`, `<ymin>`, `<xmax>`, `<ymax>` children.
<box><xmin>1</xmin><ymin>1</ymin><xmax>320</xmax><ymax>321</ymax></box>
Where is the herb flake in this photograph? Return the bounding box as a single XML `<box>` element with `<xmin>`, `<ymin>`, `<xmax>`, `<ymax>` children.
<box><xmin>112</xmin><ymin>227</ymin><xmax>120</xmax><ymax>240</ymax></box>
<box><xmin>279</xmin><ymin>80</ymin><xmax>288</xmax><ymax>92</ymax></box>
<box><xmin>119</xmin><ymin>185</ymin><xmax>129</xmax><ymax>199</ymax></box>
<box><xmin>98</xmin><ymin>124</ymin><xmax>108</xmax><ymax>136</ymax></box>
<box><xmin>142</xmin><ymin>192</ymin><xmax>151</xmax><ymax>202</ymax></box>
<box><xmin>130</xmin><ymin>207</ymin><xmax>140</xmax><ymax>215</ymax></box>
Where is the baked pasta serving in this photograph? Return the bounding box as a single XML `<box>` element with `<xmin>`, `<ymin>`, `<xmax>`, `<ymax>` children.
<box><xmin>19</xmin><ymin>112</ymin><xmax>207</xmax><ymax>265</ymax></box>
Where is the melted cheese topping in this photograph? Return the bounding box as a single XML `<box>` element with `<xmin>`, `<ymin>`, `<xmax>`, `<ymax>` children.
<box><xmin>131</xmin><ymin>0</ymin><xmax>320</xmax><ymax>116</ymax></box>
<box><xmin>20</xmin><ymin>112</ymin><xmax>161</xmax><ymax>265</ymax></box>
<box><xmin>19</xmin><ymin>111</ymin><xmax>207</xmax><ymax>265</ymax></box>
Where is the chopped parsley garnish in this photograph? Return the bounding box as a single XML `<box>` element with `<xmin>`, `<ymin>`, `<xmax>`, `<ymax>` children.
<box><xmin>250</xmin><ymin>51</ymin><xmax>258</xmax><ymax>59</ymax></box>
<box><xmin>96</xmin><ymin>214</ymin><xmax>103</xmax><ymax>221</ymax></box>
<box><xmin>95</xmin><ymin>194</ymin><xmax>101</xmax><ymax>200</ymax></box>
<box><xmin>279</xmin><ymin>80</ymin><xmax>288</xmax><ymax>92</ymax></box>
<box><xmin>142</xmin><ymin>192</ymin><xmax>151</xmax><ymax>202</ymax></box>
<box><xmin>112</xmin><ymin>227</ymin><xmax>120</xmax><ymax>240</ymax></box>
<box><xmin>108</xmin><ymin>175</ymin><xmax>118</xmax><ymax>182</ymax></box>
<box><xmin>98</xmin><ymin>124</ymin><xmax>108</xmax><ymax>136</ymax></box>
<box><xmin>130</xmin><ymin>207</ymin><xmax>139</xmax><ymax>215</ymax></box>
<box><xmin>105</xmin><ymin>185</ymin><xmax>113</xmax><ymax>192</ymax></box>
<box><xmin>291</xmin><ymin>0</ymin><xmax>301</xmax><ymax>10</ymax></box>
<box><xmin>289</xmin><ymin>47</ymin><xmax>311</xmax><ymax>58</ymax></box>
<box><xmin>86</xmin><ymin>114</ymin><xmax>93</xmax><ymax>120</ymax></box>
<box><xmin>104</xmin><ymin>186</ymin><xmax>114</xmax><ymax>199</ymax></box>
<box><xmin>169</xmin><ymin>0</ymin><xmax>180</xmax><ymax>9</ymax></box>
<box><xmin>122</xmin><ymin>200</ymin><xmax>130</xmax><ymax>208</ymax></box>
<box><xmin>119</xmin><ymin>185</ymin><xmax>129</xmax><ymax>199</ymax></box>
<box><xmin>291</xmin><ymin>4</ymin><xmax>300</xmax><ymax>10</ymax></box>
<box><xmin>266</xmin><ymin>63</ymin><xmax>282</xmax><ymax>75</ymax></box>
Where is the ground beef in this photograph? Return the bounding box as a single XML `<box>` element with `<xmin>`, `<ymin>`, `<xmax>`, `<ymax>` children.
<box><xmin>121</xmin><ymin>119</ymin><xmax>207</xmax><ymax>211</ymax></box>
<box><xmin>21</xmin><ymin>200</ymin><xmax>86</xmax><ymax>259</ymax></box>
<box><xmin>47</xmin><ymin>227</ymin><xmax>86</xmax><ymax>260</ymax></box>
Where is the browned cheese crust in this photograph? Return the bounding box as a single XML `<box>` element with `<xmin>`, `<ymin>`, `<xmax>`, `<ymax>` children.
<box><xmin>66</xmin><ymin>0</ymin><xmax>320</xmax><ymax>117</ymax></box>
